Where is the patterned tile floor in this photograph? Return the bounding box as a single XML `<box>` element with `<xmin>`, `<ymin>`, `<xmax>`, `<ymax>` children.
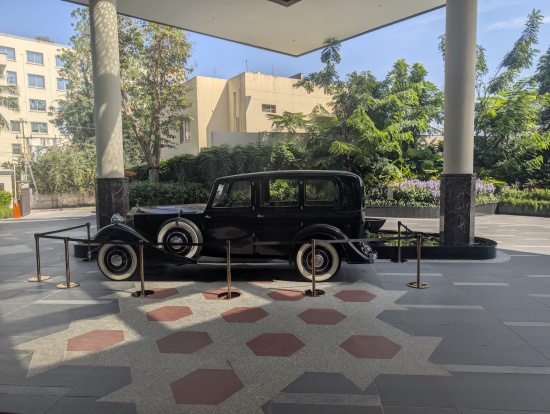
<box><xmin>1</xmin><ymin>210</ymin><xmax>550</xmax><ymax>413</ymax></box>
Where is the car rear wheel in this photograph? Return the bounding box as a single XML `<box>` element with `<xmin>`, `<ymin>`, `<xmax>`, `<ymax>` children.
<box><xmin>98</xmin><ymin>240</ymin><xmax>138</xmax><ymax>281</ymax></box>
<box><xmin>157</xmin><ymin>218</ymin><xmax>203</xmax><ymax>258</ymax></box>
<box><xmin>295</xmin><ymin>242</ymin><xmax>340</xmax><ymax>281</ymax></box>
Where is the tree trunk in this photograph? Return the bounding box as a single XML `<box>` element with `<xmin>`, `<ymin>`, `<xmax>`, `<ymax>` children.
<box><xmin>149</xmin><ymin>166</ymin><xmax>160</xmax><ymax>182</ymax></box>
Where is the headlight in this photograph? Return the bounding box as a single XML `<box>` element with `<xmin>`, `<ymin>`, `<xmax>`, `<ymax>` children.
<box><xmin>111</xmin><ymin>213</ymin><xmax>125</xmax><ymax>224</ymax></box>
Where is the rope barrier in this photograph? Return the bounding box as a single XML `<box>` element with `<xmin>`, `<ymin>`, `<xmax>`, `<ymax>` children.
<box><xmin>32</xmin><ymin>221</ymin><xmax>428</xmax><ymax>296</ymax></box>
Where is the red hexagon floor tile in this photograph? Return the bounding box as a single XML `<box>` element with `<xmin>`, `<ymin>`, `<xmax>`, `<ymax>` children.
<box><xmin>171</xmin><ymin>369</ymin><xmax>244</xmax><ymax>405</ymax></box>
<box><xmin>146</xmin><ymin>306</ymin><xmax>193</xmax><ymax>321</ymax></box>
<box><xmin>297</xmin><ymin>308</ymin><xmax>347</xmax><ymax>325</ymax></box>
<box><xmin>142</xmin><ymin>288</ymin><xmax>179</xmax><ymax>300</ymax></box>
<box><xmin>267</xmin><ymin>289</ymin><xmax>304</xmax><ymax>301</ymax></box>
<box><xmin>246</xmin><ymin>333</ymin><xmax>305</xmax><ymax>357</ymax></box>
<box><xmin>202</xmin><ymin>288</ymin><xmax>243</xmax><ymax>300</ymax></box>
<box><xmin>66</xmin><ymin>330</ymin><xmax>124</xmax><ymax>352</ymax></box>
<box><xmin>334</xmin><ymin>290</ymin><xmax>376</xmax><ymax>302</ymax></box>
<box><xmin>156</xmin><ymin>331</ymin><xmax>213</xmax><ymax>354</ymax></box>
<box><xmin>340</xmin><ymin>335</ymin><xmax>401</xmax><ymax>359</ymax></box>
<box><xmin>221</xmin><ymin>307</ymin><xmax>268</xmax><ymax>323</ymax></box>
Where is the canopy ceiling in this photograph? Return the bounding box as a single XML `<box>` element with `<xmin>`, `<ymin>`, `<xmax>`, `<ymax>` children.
<box><xmin>65</xmin><ymin>0</ymin><xmax>445</xmax><ymax>56</ymax></box>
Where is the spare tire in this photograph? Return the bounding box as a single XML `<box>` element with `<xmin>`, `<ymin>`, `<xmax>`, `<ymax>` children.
<box><xmin>157</xmin><ymin>218</ymin><xmax>203</xmax><ymax>258</ymax></box>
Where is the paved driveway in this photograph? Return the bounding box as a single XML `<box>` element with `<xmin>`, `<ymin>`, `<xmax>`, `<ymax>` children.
<box><xmin>1</xmin><ymin>210</ymin><xmax>550</xmax><ymax>413</ymax></box>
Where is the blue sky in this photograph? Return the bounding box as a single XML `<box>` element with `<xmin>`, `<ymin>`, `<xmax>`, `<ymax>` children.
<box><xmin>1</xmin><ymin>0</ymin><xmax>549</xmax><ymax>89</ymax></box>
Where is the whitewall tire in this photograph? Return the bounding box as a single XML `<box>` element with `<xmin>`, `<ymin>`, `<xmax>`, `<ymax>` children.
<box><xmin>295</xmin><ymin>242</ymin><xmax>340</xmax><ymax>281</ymax></box>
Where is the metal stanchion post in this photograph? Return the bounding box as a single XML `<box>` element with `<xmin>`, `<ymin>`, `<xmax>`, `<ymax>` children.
<box><xmin>311</xmin><ymin>239</ymin><xmax>316</xmax><ymax>297</ymax></box>
<box><xmin>29</xmin><ymin>234</ymin><xmax>50</xmax><ymax>282</ymax></box>
<box><xmin>408</xmin><ymin>234</ymin><xmax>429</xmax><ymax>289</ymax></box>
<box><xmin>303</xmin><ymin>239</ymin><xmax>325</xmax><ymax>297</ymax></box>
<box><xmin>83</xmin><ymin>223</ymin><xmax>95</xmax><ymax>262</ymax></box>
<box><xmin>218</xmin><ymin>240</ymin><xmax>241</xmax><ymax>299</ymax></box>
<box><xmin>392</xmin><ymin>221</ymin><xmax>407</xmax><ymax>263</ymax></box>
<box><xmin>132</xmin><ymin>240</ymin><xmax>154</xmax><ymax>297</ymax></box>
<box><xmin>57</xmin><ymin>237</ymin><xmax>80</xmax><ymax>289</ymax></box>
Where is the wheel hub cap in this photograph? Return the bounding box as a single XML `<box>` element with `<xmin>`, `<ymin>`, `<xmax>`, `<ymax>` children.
<box><xmin>110</xmin><ymin>254</ymin><xmax>123</xmax><ymax>267</ymax></box>
<box><xmin>314</xmin><ymin>254</ymin><xmax>324</xmax><ymax>267</ymax></box>
<box><xmin>170</xmin><ymin>235</ymin><xmax>184</xmax><ymax>246</ymax></box>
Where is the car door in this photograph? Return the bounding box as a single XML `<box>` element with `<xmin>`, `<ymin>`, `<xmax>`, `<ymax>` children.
<box><xmin>254</xmin><ymin>177</ymin><xmax>303</xmax><ymax>257</ymax></box>
<box><xmin>202</xmin><ymin>179</ymin><xmax>255</xmax><ymax>256</ymax></box>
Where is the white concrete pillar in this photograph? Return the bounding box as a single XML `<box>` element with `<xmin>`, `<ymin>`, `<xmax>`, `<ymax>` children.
<box><xmin>443</xmin><ymin>0</ymin><xmax>477</xmax><ymax>174</ymax></box>
<box><xmin>89</xmin><ymin>0</ymin><xmax>124</xmax><ymax>178</ymax></box>
<box><xmin>440</xmin><ymin>0</ymin><xmax>478</xmax><ymax>245</ymax></box>
<box><xmin>89</xmin><ymin>0</ymin><xmax>128</xmax><ymax>228</ymax></box>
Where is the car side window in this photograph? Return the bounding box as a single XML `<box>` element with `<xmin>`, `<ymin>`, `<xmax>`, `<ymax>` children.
<box><xmin>305</xmin><ymin>179</ymin><xmax>340</xmax><ymax>206</ymax></box>
<box><xmin>213</xmin><ymin>180</ymin><xmax>252</xmax><ymax>208</ymax></box>
<box><xmin>259</xmin><ymin>178</ymin><xmax>299</xmax><ymax>208</ymax></box>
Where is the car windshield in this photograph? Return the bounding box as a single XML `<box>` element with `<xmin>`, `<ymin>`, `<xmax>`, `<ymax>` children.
<box><xmin>213</xmin><ymin>180</ymin><xmax>251</xmax><ymax>207</ymax></box>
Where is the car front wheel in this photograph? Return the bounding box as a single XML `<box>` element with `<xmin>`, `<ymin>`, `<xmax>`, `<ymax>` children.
<box><xmin>98</xmin><ymin>240</ymin><xmax>138</xmax><ymax>281</ymax></box>
<box><xmin>295</xmin><ymin>242</ymin><xmax>340</xmax><ymax>281</ymax></box>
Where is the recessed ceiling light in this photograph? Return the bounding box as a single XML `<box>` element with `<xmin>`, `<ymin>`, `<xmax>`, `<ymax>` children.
<box><xmin>267</xmin><ymin>0</ymin><xmax>302</xmax><ymax>7</ymax></box>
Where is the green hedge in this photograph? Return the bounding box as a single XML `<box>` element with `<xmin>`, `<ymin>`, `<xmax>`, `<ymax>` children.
<box><xmin>0</xmin><ymin>191</ymin><xmax>12</xmax><ymax>206</ymax></box>
<box><xmin>0</xmin><ymin>205</ymin><xmax>13</xmax><ymax>219</ymax></box>
<box><xmin>499</xmin><ymin>198</ymin><xmax>550</xmax><ymax>212</ymax></box>
<box><xmin>129</xmin><ymin>181</ymin><xmax>209</xmax><ymax>207</ymax></box>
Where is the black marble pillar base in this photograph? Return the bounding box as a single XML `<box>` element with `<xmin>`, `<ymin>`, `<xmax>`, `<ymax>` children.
<box><xmin>440</xmin><ymin>174</ymin><xmax>476</xmax><ymax>246</ymax></box>
<box><xmin>95</xmin><ymin>178</ymin><xmax>129</xmax><ymax>229</ymax></box>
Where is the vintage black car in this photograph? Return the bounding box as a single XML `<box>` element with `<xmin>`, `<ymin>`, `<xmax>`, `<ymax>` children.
<box><xmin>92</xmin><ymin>170</ymin><xmax>376</xmax><ymax>281</ymax></box>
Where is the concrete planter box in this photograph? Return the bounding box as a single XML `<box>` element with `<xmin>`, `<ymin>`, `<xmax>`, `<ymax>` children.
<box><xmin>498</xmin><ymin>204</ymin><xmax>550</xmax><ymax>217</ymax></box>
<box><xmin>364</xmin><ymin>202</ymin><xmax>498</xmax><ymax>218</ymax></box>
<box><xmin>31</xmin><ymin>189</ymin><xmax>95</xmax><ymax>210</ymax></box>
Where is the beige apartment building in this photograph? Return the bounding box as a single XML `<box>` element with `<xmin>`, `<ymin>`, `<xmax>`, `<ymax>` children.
<box><xmin>162</xmin><ymin>71</ymin><xmax>332</xmax><ymax>159</ymax></box>
<box><xmin>0</xmin><ymin>33</ymin><xmax>68</xmax><ymax>165</ymax></box>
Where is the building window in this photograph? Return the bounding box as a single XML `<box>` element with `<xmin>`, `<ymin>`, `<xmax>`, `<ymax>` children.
<box><xmin>7</xmin><ymin>71</ymin><xmax>17</xmax><ymax>85</ymax></box>
<box><xmin>10</xmin><ymin>121</ymin><xmax>20</xmax><ymax>132</ymax></box>
<box><xmin>28</xmin><ymin>74</ymin><xmax>45</xmax><ymax>88</ymax></box>
<box><xmin>8</xmin><ymin>97</ymin><xmax>19</xmax><ymax>109</ymax></box>
<box><xmin>26</xmin><ymin>51</ymin><xmax>43</xmax><ymax>64</ymax></box>
<box><xmin>30</xmin><ymin>99</ymin><xmax>47</xmax><ymax>111</ymax></box>
<box><xmin>262</xmin><ymin>104</ymin><xmax>276</xmax><ymax>113</ymax></box>
<box><xmin>179</xmin><ymin>119</ymin><xmax>191</xmax><ymax>143</ymax></box>
<box><xmin>57</xmin><ymin>78</ymin><xmax>69</xmax><ymax>90</ymax></box>
<box><xmin>0</xmin><ymin>183</ymin><xmax>4</xmax><ymax>191</ymax></box>
<box><xmin>31</xmin><ymin>122</ymin><xmax>47</xmax><ymax>134</ymax></box>
<box><xmin>0</xmin><ymin>46</ymin><xmax>15</xmax><ymax>60</ymax></box>
<box><xmin>55</xmin><ymin>56</ymin><xmax>64</xmax><ymax>67</ymax></box>
<box><xmin>12</xmin><ymin>144</ymin><xmax>22</xmax><ymax>155</ymax></box>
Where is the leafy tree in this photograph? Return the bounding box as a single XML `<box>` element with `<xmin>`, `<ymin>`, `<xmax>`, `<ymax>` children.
<box><xmin>31</xmin><ymin>144</ymin><xmax>97</xmax><ymax>193</ymax></box>
<box><xmin>472</xmin><ymin>10</ymin><xmax>549</xmax><ymax>184</ymax></box>
<box><xmin>118</xmin><ymin>15</ymin><xmax>194</xmax><ymax>182</ymax></box>
<box><xmin>287</xmin><ymin>40</ymin><xmax>444</xmax><ymax>184</ymax></box>
<box><xmin>534</xmin><ymin>43</ymin><xmax>550</xmax><ymax>132</ymax></box>
<box><xmin>50</xmin><ymin>8</ymin><xmax>194</xmax><ymax>181</ymax></box>
<box><xmin>34</xmin><ymin>35</ymin><xmax>54</xmax><ymax>43</ymax></box>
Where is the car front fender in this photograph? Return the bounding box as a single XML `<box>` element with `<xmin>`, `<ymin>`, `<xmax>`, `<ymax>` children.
<box><xmin>290</xmin><ymin>224</ymin><xmax>372</xmax><ymax>264</ymax></box>
<box><xmin>92</xmin><ymin>224</ymin><xmax>196</xmax><ymax>265</ymax></box>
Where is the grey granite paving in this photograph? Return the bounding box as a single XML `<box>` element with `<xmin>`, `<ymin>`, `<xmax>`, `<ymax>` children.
<box><xmin>2</xmin><ymin>211</ymin><xmax>550</xmax><ymax>413</ymax></box>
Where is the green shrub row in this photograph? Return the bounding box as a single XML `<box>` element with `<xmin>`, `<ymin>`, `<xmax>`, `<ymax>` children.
<box><xmin>127</xmin><ymin>142</ymin><xmax>307</xmax><ymax>189</ymax></box>
<box><xmin>129</xmin><ymin>181</ymin><xmax>209</xmax><ymax>207</ymax></box>
<box><xmin>0</xmin><ymin>205</ymin><xmax>13</xmax><ymax>219</ymax></box>
<box><xmin>499</xmin><ymin>198</ymin><xmax>550</xmax><ymax>212</ymax></box>
<box><xmin>499</xmin><ymin>188</ymin><xmax>550</xmax><ymax>201</ymax></box>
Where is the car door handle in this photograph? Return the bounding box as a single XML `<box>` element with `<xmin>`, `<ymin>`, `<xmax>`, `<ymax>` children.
<box><xmin>257</xmin><ymin>214</ymin><xmax>264</xmax><ymax>218</ymax></box>
<box><xmin>204</xmin><ymin>215</ymin><xmax>211</xmax><ymax>219</ymax></box>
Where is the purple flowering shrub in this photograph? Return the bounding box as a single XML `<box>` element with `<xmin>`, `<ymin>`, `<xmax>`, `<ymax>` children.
<box><xmin>366</xmin><ymin>178</ymin><xmax>496</xmax><ymax>207</ymax></box>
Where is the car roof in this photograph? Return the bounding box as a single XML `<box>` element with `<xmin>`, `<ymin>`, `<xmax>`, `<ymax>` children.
<box><xmin>217</xmin><ymin>170</ymin><xmax>361</xmax><ymax>181</ymax></box>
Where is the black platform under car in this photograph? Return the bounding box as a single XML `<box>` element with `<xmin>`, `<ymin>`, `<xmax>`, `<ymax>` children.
<box><xmin>92</xmin><ymin>170</ymin><xmax>377</xmax><ymax>281</ymax></box>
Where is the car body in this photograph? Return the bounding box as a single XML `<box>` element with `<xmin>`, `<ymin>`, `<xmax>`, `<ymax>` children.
<box><xmin>93</xmin><ymin>170</ymin><xmax>376</xmax><ymax>281</ymax></box>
